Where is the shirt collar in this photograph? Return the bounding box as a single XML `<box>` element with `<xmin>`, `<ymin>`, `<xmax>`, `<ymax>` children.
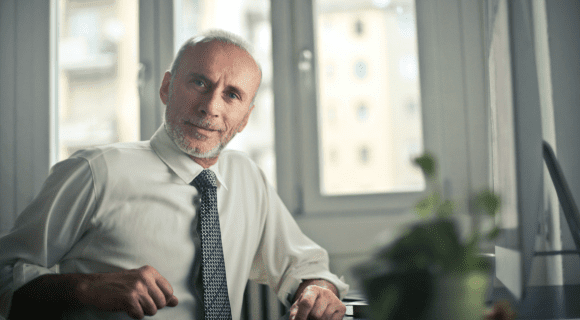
<box><xmin>150</xmin><ymin>125</ymin><xmax>228</xmax><ymax>190</ymax></box>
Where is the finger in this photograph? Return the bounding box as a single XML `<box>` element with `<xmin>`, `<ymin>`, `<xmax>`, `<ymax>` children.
<box><xmin>126</xmin><ymin>298</ymin><xmax>145</xmax><ymax>319</ymax></box>
<box><xmin>308</xmin><ymin>295</ymin><xmax>329</xmax><ymax>319</ymax></box>
<box><xmin>331</xmin><ymin>309</ymin><xmax>345</xmax><ymax>320</ymax></box>
<box><xmin>167</xmin><ymin>294</ymin><xmax>179</xmax><ymax>307</ymax></box>
<box><xmin>328</xmin><ymin>303</ymin><xmax>347</xmax><ymax>320</ymax></box>
<box><xmin>155</xmin><ymin>276</ymin><xmax>175</xmax><ymax>302</ymax></box>
<box><xmin>139</xmin><ymin>293</ymin><xmax>158</xmax><ymax>316</ymax></box>
<box><xmin>147</xmin><ymin>284</ymin><xmax>167</xmax><ymax>309</ymax></box>
<box><xmin>293</xmin><ymin>294</ymin><xmax>316</xmax><ymax>320</ymax></box>
<box><xmin>288</xmin><ymin>302</ymin><xmax>299</xmax><ymax>320</ymax></box>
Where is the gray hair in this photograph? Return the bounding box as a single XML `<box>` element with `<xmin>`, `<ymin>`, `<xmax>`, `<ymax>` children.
<box><xmin>168</xmin><ymin>29</ymin><xmax>263</xmax><ymax>105</ymax></box>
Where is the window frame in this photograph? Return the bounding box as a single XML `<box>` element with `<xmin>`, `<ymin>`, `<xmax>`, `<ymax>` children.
<box><xmin>138</xmin><ymin>0</ymin><xmax>174</xmax><ymax>140</ymax></box>
<box><xmin>272</xmin><ymin>0</ymin><xmax>489</xmax><ymax>216</ymax></box>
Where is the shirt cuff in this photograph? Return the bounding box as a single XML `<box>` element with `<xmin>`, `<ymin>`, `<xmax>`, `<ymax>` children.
<box><xmin>278</xmin><ymin>269</ymin><xmax>350</xmax><ymax>306</ymax></box>
<box><xmin>13</xmin><ymin>261</ymin><xmax>60</xmax><ymax>292</ymax></box>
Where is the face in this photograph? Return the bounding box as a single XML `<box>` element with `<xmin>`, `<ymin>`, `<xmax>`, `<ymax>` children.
<box><xmin>160</xmin><ymin>40</ymin><xmax>261</xmax><ymax>166</ymax></box>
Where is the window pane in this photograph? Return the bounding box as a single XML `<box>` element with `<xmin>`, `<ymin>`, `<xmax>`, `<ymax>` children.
<box><xmin>315</xmin><ymin>0</ymin><xmax>425</xmax><ymax>195</ymax></box>
<box><xmin>57</xmin><ymin>0</ymin><xmax>140</xmax><ymax>161</ymax></box>
<box><xmin>175</xmin><ymin>0</ymin><xmax>276</xmax><ymax>187</ymax></box>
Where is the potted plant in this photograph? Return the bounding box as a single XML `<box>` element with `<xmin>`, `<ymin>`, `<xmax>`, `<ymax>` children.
<box><xmin>354</xmin><ymin>153</ymin><xmax>502</xmax><ymax>320</ymax></box>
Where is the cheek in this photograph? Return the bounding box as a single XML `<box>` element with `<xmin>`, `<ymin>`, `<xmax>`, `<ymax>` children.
<box><xmin>167</xmin><ymin>97</ymin><xmax>187</xmax><ymax>115</ymax></box>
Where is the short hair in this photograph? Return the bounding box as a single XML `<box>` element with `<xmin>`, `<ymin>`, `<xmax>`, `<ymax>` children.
<box><xmin>168</xmin><ymin>30</ymin><xmax>263</xmax><ymax>105</ymax></box>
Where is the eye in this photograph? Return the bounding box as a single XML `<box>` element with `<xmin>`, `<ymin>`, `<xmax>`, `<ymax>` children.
<box><xmin>228</xmin><ymin>92</ymin><xmax>240</xmax><ymax>100</ymax></box>
<box><xmin>192</xmin><ymin>79</ymin><xmax>205</xmax><ymax>87</ymax></box>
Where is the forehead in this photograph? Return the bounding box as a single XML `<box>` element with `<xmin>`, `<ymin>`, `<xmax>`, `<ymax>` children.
<box><xmin>177</xmin><ymin>41</ymin><xmax>261</xmax><ymax>89</ymax></box>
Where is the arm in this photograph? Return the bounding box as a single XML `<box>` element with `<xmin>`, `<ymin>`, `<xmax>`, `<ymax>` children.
<box><xmin>9</xmin><ymin>273</ymin><xmax>82</xmax><ymax>319</ymax></box>
<box><xmin>0</xmin><ymin>158</ymin><xmax>96</xmax><ymax>318</ymax></box>
<box><xmin>248</xmin><ymin>170</ymin><xmax>349</xmax><ymax>299</ymax></box>
<box><xmin>246</xmin><ymin>165</ymin><xmax>348</xmax><ymax>319</ymax></box>
<box><xmin>0</xmin><ymin>157</ymin><xmax>177</xmax><ymax>319</ymax></box>
<box><xmin>9</xmin><ymin>266</ymin><xmax>178</xmax><ymax>320</ymax></box>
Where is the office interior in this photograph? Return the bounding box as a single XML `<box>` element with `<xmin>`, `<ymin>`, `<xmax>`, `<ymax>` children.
<box><xmin>1</xmin><ymin>0</ymin><xmax>579</xmax><ymax>319</ymax></box>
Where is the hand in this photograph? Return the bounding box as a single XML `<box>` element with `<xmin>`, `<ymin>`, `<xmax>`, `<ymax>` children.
<box><xmin>289</xmin><ymin>281</ymin><xmax>346</xmax><ymax>320</ymax></box>
<box><xmin>76</xmin><ymin>265</ymin><xmax>179</xmax><ymax>319</ymax></box>
<box><xmin>484</xmin><ymin>300</ymin><xmax>516</xmax><ymax>320</ymax></box>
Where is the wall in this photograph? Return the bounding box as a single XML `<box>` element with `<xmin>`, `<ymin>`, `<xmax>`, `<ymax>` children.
<box><xmin>0</xmin><ymin>0</ymin><xmax>53</xmax><ymax>235</ymax></box>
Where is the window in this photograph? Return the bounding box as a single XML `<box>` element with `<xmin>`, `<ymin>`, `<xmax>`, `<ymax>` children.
<box><xmin>270</xmin><ymin>0</ymin><xmax>488</xmax><ymax>215</ymax></box>
<box><xmin>54</xmin><ymin>0</ymin><xmax>276</xmax><ymax>185</ymax></box>
<box><xmin>42</xmin><ymin>0</ymin><xmax>483</xmax><ymax>220</ymax></box>
<box><xmin>273</xmin><ymin>0</ymin><xmax>430</xmax><ymax>214</ymax></box>
<box><xmin>315</xmin><ymin>0</ymin><xmax>425</xmax><ymax>196</ymax></box>
<box><xmin>56</xmin><ymin>0</ymin><xmax>140</xmax><ymax>161</ymax></box>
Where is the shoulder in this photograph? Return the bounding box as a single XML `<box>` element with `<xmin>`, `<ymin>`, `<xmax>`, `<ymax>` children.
<box><xmin>63</xmin><ymin>140</ymin><xmax>158</xmax><ymax>187</ymax></box>
<box><xmin>218</xmin><ymin>149</ymin><xmax>268</xmax><ymax>186</ymax></box>
<box><xmin>218</xmin><ymin>149</ymin><xmax>263</xmax><ymax>173</ymax></box>
<box><xmin>219</xmin><ymin>149</ymin><xmax>257</xmax><ymax>166</ymax></box>
<box><xmin>69</xmin><ymin>141</ymin><xmax>152</xmax><ymax>163</ymax></box>
<box><xmin>66</xmin><ymin>141</ymin><xmax>158</xmax><ymax>173</ymax></box>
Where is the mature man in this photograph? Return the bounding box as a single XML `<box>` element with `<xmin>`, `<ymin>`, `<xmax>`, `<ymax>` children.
<box><xmin>0</xmin><ymin>31</ymin><xmax>348</xmax><ymax>320</ymax></box>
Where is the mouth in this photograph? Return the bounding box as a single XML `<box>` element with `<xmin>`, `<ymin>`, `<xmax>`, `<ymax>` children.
<box><xmin>185</xmin><ymin>121</ymin><xmax>218</xmax><ymax>133</ymax></box>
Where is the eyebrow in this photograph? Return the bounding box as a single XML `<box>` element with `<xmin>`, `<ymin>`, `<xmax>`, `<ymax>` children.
<box><xmin>188</xmin><ymin>72</ymin><xmax>247</xmax><ymax>101</ymax></box>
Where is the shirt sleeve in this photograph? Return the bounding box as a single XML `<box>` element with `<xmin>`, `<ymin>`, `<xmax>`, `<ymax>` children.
<box><xmin>0</xmin><ymin>157</ymin><xmax>97</xmax><ymax>319</ymax></box>
<box><xmin>248</xmin><ymin>170</ymin><xmax>349</xmax><ymax>307</ymax></box>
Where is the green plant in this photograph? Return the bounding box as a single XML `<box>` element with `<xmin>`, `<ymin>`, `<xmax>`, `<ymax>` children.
<box><xmin>354</xmin><ymin>153</ymin><xmax>501</xmax><ymax>320</ymax></box>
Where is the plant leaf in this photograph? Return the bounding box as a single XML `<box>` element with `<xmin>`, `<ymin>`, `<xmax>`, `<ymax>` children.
<box><xmin>413</xmin><ymin>153</ymin><xmax>437</xmax><ymax>178</ymax></box>
<box><xmin>436</xmin><ymin>200</ymin><xmax>454</xmax><ymax>218</ymax></box>
<box><xmin>415</xmin><ymin>192</ymin><xmax>440</xmax><ymax>218</ymax></box>
<box><xmin>475</xmin><ymin>190</ymin><xmax>501</xmax><ymax>216</ymax></box>
<box><xmin>487</xmin><ymin>226</ymin><xmax>501</xmax><ymax>240</ymax></box>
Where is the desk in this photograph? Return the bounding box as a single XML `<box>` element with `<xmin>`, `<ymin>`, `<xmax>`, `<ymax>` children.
<box><xmin>492</xmin><ymin>285</ymin><xmax>580</xmax><ymax>319</ymax></box>
<box><xmin>280</xmin><ymin>285</ymin><xmax>580</xmax><ymax>320</ymax></box>
<box><xmin>278</xmin><ymin>314</ymin><xmax>366</xmax><ymax>320</ymax></box>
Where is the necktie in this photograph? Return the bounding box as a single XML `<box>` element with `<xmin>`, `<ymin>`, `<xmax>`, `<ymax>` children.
<box><xmin>191</xmin><ymin>169</ymin><xmax>233</xmax><ymax>320</ymax></box>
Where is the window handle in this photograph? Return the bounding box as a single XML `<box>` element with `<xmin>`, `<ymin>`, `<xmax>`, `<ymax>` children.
<box><xmin>298</xmin><ymin>49</ymin><xmax>313</xmax><ymax>71</ymax></box>
<box><xmin>298</xmin><ymin>49</ymin><xmax>314</xmax><ymax>89</ymax></box>
<box><xmin>138</xmin><ymin>62</ymin><xmax>149</xmax><ymax>94</ymax></box>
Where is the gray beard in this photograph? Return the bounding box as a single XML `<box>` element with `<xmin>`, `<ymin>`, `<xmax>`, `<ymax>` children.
<box><xmin>164</xmin><ymin>120</ymin><xmax>233</xmax><ymax>159</ymax></box>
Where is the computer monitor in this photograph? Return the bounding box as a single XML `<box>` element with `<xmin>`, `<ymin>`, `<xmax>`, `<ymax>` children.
<box><xmin>541</xmin><ymin>141</ymin><xmax>580</xmax><ymax>256</ymax></box>
<box><xmin>487</xmin><ymin>0</ymin><xmax>544</xmax><ymax>301</ymax></box>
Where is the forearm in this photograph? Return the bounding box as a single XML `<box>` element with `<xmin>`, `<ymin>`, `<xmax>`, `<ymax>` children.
<box><xmin>8</xmin><ymin>273</ymin><xmax>85</xmax><ymax>319</ymax></box>
<box><xmin>293</xmin><ymin>279</ymin><xmax>339</xmax><ymax>303</ymax></box>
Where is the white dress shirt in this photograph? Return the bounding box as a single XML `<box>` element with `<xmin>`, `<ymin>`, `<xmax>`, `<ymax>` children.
<box><xmin>0</xmin><ymin>125</ymin><xmax>348</xmax><ymax>320</ymax></box>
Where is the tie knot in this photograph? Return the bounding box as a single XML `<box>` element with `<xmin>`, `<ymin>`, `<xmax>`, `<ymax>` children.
<box><xmin>192</xmin><ymin>169</ymin><xmax>217</xmax><ymax>191</ymax></box>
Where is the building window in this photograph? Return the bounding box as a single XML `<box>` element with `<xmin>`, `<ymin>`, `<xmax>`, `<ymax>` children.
<box><xmin>354</xmin><ymin>60</ymin><xmax>368</xmax><ymax>79</ymax></box>
<box><xmin>359</xmin><ymin>146</ymin><xmax>370</xmax><ymax>164</ymax></box>
<box><xmin>356</xmin><ymin>103</ymin><xmax>370</xmax><ymax>122</ymax></box>
<box><xmin>355</xmin><ymin>19</ymin><xmax>364</xmax><ymax>36</ymax></box>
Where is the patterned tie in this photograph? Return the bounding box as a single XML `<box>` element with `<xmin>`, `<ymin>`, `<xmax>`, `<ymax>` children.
<box><xmin>191</xmin><ymin>169</ymin><xmax>233</xmax><ymax>320</ymax></box>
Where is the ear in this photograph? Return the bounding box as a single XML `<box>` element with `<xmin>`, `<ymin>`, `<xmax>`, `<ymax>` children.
<box><xmin>160</xmin><ymin>71</ymin><xmax>172</xmax><ymax>105</ymax></box>
<box><xmin>237</xmin><ymin>104</ymin><xmax>255</xmax><ymax>133</ymax></box>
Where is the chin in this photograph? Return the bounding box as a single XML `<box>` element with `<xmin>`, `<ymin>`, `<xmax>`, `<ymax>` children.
<box><xmin>181</xmin><ymin>139</ymin><xmax>224</xmax><ymax>159</ymax></box>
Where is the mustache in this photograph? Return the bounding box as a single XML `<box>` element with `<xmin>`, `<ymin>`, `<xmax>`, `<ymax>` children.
<box><xmin>185</xmin><ymin>117</ymin><xmax>224</xmax><ymax>131</ymax></box>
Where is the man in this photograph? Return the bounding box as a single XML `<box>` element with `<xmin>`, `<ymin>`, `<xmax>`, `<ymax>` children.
<box><xmin>0</xmin><ymin>30</ymin><xmax>348</xmax><ymax>319</ymax></box>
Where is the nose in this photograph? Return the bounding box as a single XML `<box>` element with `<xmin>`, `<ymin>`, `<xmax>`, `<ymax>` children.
<box><xmin>197</xmin><ymin>90</ymin><xmax>222</xmax><ymax>118</ymax></box>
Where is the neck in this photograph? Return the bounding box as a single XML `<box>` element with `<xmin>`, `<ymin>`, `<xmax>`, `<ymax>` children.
<box><xmin>190</xmin><ymin>155</ymin><xmax>219</xmax><ymax>168</ymax></box>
